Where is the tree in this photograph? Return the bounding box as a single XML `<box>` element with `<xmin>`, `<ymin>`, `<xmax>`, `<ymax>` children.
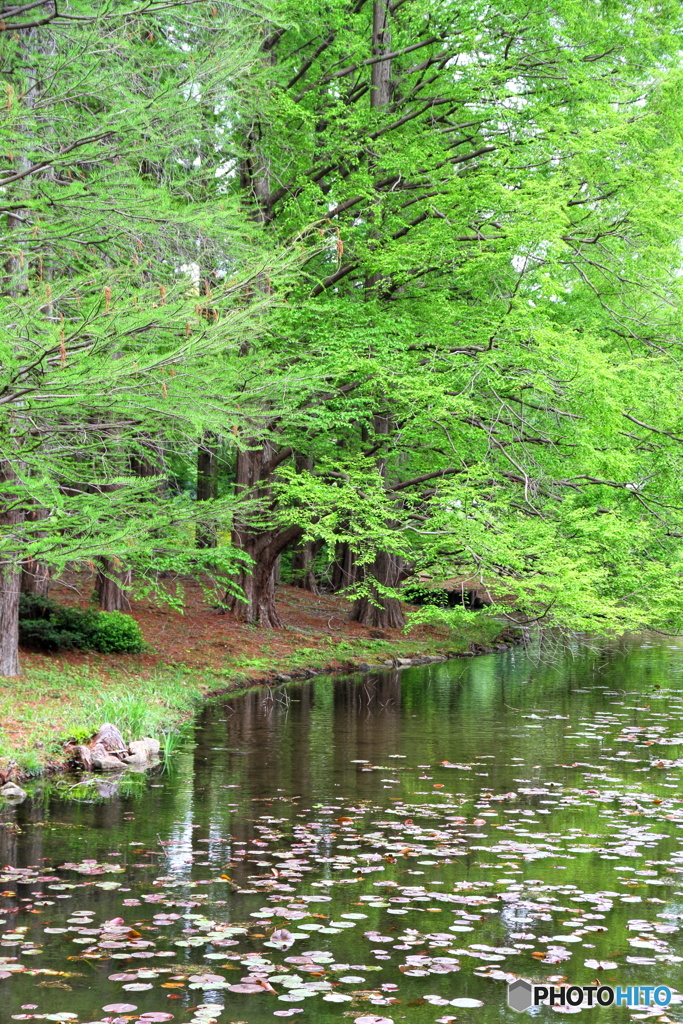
<box><xmin>0</xmin><ymin>0</ymin><xmax>295</xmax><ymax>674</ymax></box>
<box><xmin>215</xmin><ymin>0</ymin><xmax>683</xmax><ymax>631</ymax></box>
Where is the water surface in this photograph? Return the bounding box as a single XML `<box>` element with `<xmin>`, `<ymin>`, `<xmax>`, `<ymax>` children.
<box><xmin>3</xmin><ymin>639</ymin><xmax>683</xmax><ymax>1023</ymax></box>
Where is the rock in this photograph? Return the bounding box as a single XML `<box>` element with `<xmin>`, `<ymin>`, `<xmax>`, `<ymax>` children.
<box><xmin>93</xmin><ymin>723</ymin><xmax>126</xmax><ymax>754</ymax></box>
<box><xmin>91</xmin><ymin>743</ymin><xmax>125</xmax><ymax>772</ymax></box>
<box><xmin>142</xmin><ymin>736</ymin><xmax>160</xmax><ymax>757</ymax></box>
<box><xmin>96</xmin><ymin>780</ymin><xmax>120</xmax><ymax>798</ymax></box>
<box><xmin>124</xmin><ymin>747</ymin><xmax>148</xmax><ymax>767</ymax></box>
<box><xmin>124</xmin><ymin>737</ymin><xmax>160</xmax><ymax>766</ymax></box>
<box><xmin>76</xmin><ymin>744</ymin><xmax>93</xmax><ymax>770</ymax></box>
<box><xmin>0</xmin><ymin>782</ymin><xmax>27</xmax><ymax>801</ymax></box>
<box><xmin>396</xmin><ymin>658</ymin><xmax>413</xmax><ymax>667</ymax></box>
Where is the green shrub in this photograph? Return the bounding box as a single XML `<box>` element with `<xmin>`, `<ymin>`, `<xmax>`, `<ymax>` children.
<box><xmin>90</xmin><ymin>612</ymin><xmax>144</xmax><ymax>653</ymax></box>
<box><xmin>19</xmin><ymin>595</ymin><xmax>144</xmax><ymax>654</ymax></box>
<box><xmin>19</xmin><ymin>619</ymin><xmax>84</xmax><ymax>652</ymax></box>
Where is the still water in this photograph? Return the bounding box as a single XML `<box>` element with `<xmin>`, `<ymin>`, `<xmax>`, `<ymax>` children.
<box><xmin>3</xmin><ymin>639</ymin><xmax>683</xmax><ymax>1023</ymax></box>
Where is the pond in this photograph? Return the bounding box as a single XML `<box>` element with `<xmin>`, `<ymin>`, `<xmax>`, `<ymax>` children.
<box><xmin>3</xmin><ymin>638</ymin><xmax>683</xmax><ymax>1023</ymax></box>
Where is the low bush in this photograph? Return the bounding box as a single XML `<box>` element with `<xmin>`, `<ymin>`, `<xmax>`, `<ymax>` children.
<box><xmin>89</xmin><ymin>612</ymin><xmax>145</xmax><ymax>653</ymax></box>
<box><xmin>19</xmin><ymin>595</ymin><xmax>145</xmax><ymax>654</ymax></box>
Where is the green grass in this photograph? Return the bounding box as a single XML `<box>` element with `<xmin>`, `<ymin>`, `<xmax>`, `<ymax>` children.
<box><xmin>0</xmin><ymin>662</ymin><xmax>206</xmax><ymax>771</ymax></box>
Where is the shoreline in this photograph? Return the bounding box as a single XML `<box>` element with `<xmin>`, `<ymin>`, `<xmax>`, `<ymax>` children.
<box><xmin>0</xmin><ymin>581</ymin><xmax>520</xmax><ymax>782</ymax></box>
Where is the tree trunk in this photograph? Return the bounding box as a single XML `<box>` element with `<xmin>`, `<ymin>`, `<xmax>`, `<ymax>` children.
<box><xmin>21</xmin><ymin>558</ymin><xmax>50</xmax><ymax>598</ymax></box>
<box><xmin>96</xmin><ymin>557</ymin><xmax>132</xmax><ymax>612</ymax></box>
<box><xmin>351</xmin><ymin>2</ymin><xmax>402</xmax><ymax>631</ymax></box>
<box><xmin>21</xmin><ymin>507</ymin><xmax>50</xmax><ymax>597</ymax></box>
<box><xmin>352</xmin><ymin>549</ymin><xmax>405</xmax><ymax>629</ymax></box>
<box><xmin>196</xmin><ymin>431</ymin><xmax>218</xmax><ymax>549</ymax></box>
<box><xmin>226</xmin><ymin>521</ymin><xmax>303</xmax><ymax>627</ymax></box>
<box><xmin>290</xmin><ymin>456</ymin><xmax>320</xmax><ymax>592</ymax></box>
<box><xmin>292</xmin><ymin>539</ymin><xmax>322</xmax><ymax>593</ymax></box>
<box><xmin>331</xmin><ymin>541</ymin><xmax>357</xmax><ymax>592</ymax></box>
<box><xmin>0</xmin><ymin>461</ymin><xmax>23</xmax><ymax>676</ymax></box>
<box><xmin>371</xmin><ymin>0</ymin><xmax>392</xmax><ymax>108</ymax></box>
<box><xmin>0</xmin><ymin>563</ymin><xmax>22</xmax><ymax>677</ymax></box>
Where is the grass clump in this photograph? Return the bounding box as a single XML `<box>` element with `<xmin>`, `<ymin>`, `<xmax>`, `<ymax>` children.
<box><xmin>19</xmin><ymin>595</ymin><xmax>145</xmax><ymax>654</ymax></box>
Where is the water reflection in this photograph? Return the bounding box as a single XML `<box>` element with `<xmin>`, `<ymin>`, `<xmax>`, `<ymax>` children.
<box><xmin>2</xmin><ymin>639</ymin><xmax>683</xmax><ymax>1022</ymax></box>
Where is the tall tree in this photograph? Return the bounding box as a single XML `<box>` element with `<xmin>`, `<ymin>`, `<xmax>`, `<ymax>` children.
<box><xmin>216</xmin><ymin>0</ymin><xmax>683</xmax><ymax>631</ymax></box>
<box><xmin>0</xmin><ymin>0</ymin><xmax>293</xmax><ymax>674</ymax></box>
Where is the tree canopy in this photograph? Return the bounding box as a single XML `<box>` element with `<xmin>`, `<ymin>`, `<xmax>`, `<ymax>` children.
<box><xmin>2</xmin><ymin>0</ymin><xmax>683</xmax><ymax>674</ymax></box>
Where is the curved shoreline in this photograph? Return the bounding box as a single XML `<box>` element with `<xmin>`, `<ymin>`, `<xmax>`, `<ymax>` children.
<box><xmin>1</xmin><ymin>623</ymin><xmax>521</xmax><ymax>785</ymax></box>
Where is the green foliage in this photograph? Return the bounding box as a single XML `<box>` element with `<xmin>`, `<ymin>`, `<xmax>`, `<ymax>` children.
<box><xmin>403</xmin><ymin>604</ymin><xmax>486</xmax><ymax>633</ymax></box>
<box><xmin>3</xmin><ymin>0</ymin><xmax>683</xmax><ymax>648</ymax></box>
<box><xmin>0</xmin><ymin>0</ymin><xmax>293</xmax><ymax>651</ymax></box>
<box><xmin>19</xmin><ymin>596</ymin><xmax>144</xmax><ymax>654</ymax></box>
<box><xmin>214</xmin><ymin>0</ymin><xmax>683</xmax><ymax>635</ymax></box>
<box><xmin>88</xmin><ymin>613</ymin><xmax>145</xmax><ymax>655</ymax></box>
<box><xmin>93</xmin><ymin>694</ymin><xmax>156</xmax><ymax>741</ymax></box>
<box><xmin>402</xmin><ymin>585</ymin><xmax>449</xmax><ymax>609</ymax></box>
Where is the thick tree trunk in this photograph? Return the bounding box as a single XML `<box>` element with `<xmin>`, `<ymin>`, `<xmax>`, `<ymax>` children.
<box><xmin>0</xmin><ymin>563</ymin><xmax>21</xmax><ymax>677</ymax></box>
<box><xmin>224</xmin><ymin>444</ymin><xmax>303</xmax><ymax>626</ymax></box>
<box><xmin>226</xmin><ymin>523</ymin><xmax>302</xmax><ymax>627</ymax></box>
<box><xmin>352</xmin><ymin>550</ymin><xmax>405</xmax><ymax>629</ymax></box>
<box><xmin>0</xmin><ymin>461</ymin><xmax>23</xmax><ymax>676</ymax></box>
<box><xmin>351</xmin><ymin>3</ymin><xmax>402</xmax><ymax>632</ymax></box>
<box><xmin>371</xmin><ymin>0</ymin><xmax>392</xmax><ymax>108</ymax></box>
<box><xmin>96</xmin><ymin>557</ymin><xmax>132</xmax><ymax>612</ymax></box>
<box><xmin>196</xmin><ymin>431</ymin><xmax>218</xmax><ymax>549</ymax></box>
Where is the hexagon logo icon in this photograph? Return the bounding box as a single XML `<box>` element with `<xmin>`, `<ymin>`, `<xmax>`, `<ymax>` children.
<box><xmin>508</xmin><ymin>978</ymin><xmax>533</xmax><ymax>1012</ymax></box>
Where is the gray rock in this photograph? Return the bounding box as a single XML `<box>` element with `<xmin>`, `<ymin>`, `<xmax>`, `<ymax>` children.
<box><xmin>0</xmin><ymin>782</ymin><xmax>27</xmax><ymax>801</ymax></box>
<box><xmin>91</xmin><ymin>743</ymin><xmax>125</xmax><ymax>772</ymax></box>
<box><xmin>76</xmin><ymin>744</ymin><xmax>93</xmax><ymax>770</ymax></box>
<box><xmin>96</xmin><ymin>780</ymin><xmax>120</xmax><ymax>798</ymax></box>
<box><xmin>93</xmin><ymin>722</ymin><xmax>126</xmax><ymax>754</ymax></box>
<box><xmin>124</xmin><ymin>737</ymin><xmax>160</xmax><ymax>766</ymax></box>
<box><xmin>125</xmin><ymin>740</ymin><xmax>149</xmax><ymax>766</ymax></box>
<box><xmin>396</xmin><ymin>658</ymin><xmax>413</xmax><ymax>667</ymax></box>
<box><xmin>142</xmin><ymin>736</ymin><xmax>160</xmax><ymax>757</ymax></box>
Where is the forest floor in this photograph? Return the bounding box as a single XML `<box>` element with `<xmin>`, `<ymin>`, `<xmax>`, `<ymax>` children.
<box><xmin>0</xmin><ymin>576</ymin><xmax>513</xmax><ymax>774</ymax></box>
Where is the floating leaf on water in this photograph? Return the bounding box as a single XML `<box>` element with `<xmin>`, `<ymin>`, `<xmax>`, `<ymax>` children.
<box><xmin>354</xmin><ymin>1017</ymin><xmax>395</xmax><ymax>1024</ymax></box>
